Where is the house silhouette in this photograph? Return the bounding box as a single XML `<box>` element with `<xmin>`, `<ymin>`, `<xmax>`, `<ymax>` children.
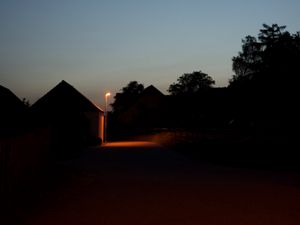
<box><xmin>117</xmin><ymin>85</ymin><xmax>165</xmax><ymax>129</ymax></box>
<box><xmin>0</xmin><ymin>85</ymin><xmax>26</xmax><ymax>136</ymax></box>
<box><xmin>114</xmin><ymin>85</ymin><xmax>233</xmax><ymax>131</ymax></box>
<box><xmin>31</xmin><ymin>80</ymin><xmax>104</xmax><ymax>153</ymax></box>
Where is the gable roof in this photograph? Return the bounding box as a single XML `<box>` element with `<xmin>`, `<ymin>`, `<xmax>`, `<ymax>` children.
<box><xmin>117</xmin><ymin>85</ymin><xmax>165</xmax><ymax>125</ymax></box>
<box><xmin>140</xmin><ymin>85</ymin><xmax>164</xmax><ymax>98</ymax></box>
<box><xmin>31</xmin><ymin>80</ymin><xmax>103</xmax><ymax>113</ymax></box>
<box><xmin>0</xmin><ymin>85</ymin><xmax>26</xmax><ymax>136</ymax></box>
<box><xmin>0</xmin><ymin>85</ymin><xmax>25</xmax><ymax>114</ymax></box>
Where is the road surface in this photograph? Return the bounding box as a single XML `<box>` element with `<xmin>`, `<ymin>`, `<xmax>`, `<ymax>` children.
<box><xmin>9</xmin><ymin>141</ymin><xmax>300</xmax><ymax>225</ymax></box>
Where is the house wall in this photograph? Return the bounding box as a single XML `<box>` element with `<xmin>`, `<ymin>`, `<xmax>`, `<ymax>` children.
<box><xmin>84</xmin><ymin>112</ymin><xmax>104</xmax><ymax>143</ymax></box>
<box><xmin>99</xmin><ymin>113</ymin><xmax>104</xmax><ymax>142</ymax></box>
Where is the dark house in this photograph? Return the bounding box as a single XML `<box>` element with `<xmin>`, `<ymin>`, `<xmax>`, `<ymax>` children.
<box><xmin>30</xmin><ymin>80</ymin><xmax>104</xmax><ymax>151</ymax></box>
<box><xmin>0</xmin><ymin>85</ymin><xmax>26</xmax><ymax>136</ymax></box>
<box><xmin>112</xmin><ymin>85</ymin><xmax>234</xmax><ymax>136</ymax></box>
<box><xmin>117</xmin><ymin>85</ymin><xmax>165</xmax><ymax>129</ymax></box>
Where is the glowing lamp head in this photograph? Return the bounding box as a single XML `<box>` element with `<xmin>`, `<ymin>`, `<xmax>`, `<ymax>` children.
<box><xmin>105</xmin><ymin>92</ymin><xmax>111</xmax><ymax>97</ymax></box>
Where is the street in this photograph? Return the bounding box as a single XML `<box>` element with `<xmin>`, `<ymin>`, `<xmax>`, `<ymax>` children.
<box><xmin>10</xmin><ymin>141</ymin><xmax>300</xmax><ymax>225</ymax></box>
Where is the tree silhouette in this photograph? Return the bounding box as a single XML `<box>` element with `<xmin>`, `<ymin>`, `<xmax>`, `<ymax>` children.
<box><xmin>231</xmin><ymin>36</ymin><xmax>262</xmax><ymax>81</ymax></box>
<box><xmin>111</xmin><ymin>81</ymin><xmax>144</xmax><ymax>115</ymax></box>
<box><xmin>229</xmin><ymin>24</ymin><xmax>300</xmax><ymax>89</ymax></box>
<box><xmin>229</xmin><ymin>24</ymin><xmax>300</xmax><ymax>134</ymax></box>
<box><xmin>168</xmin><ymin>71</ymin><xmax>215</xmax><ymax>95</ymax></box>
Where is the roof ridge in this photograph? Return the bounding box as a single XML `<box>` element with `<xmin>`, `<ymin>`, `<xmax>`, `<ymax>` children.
<box><xmin>31</xmin><ymin>80</ymin><xmax>103</xmax><ymax>112</ymax></box>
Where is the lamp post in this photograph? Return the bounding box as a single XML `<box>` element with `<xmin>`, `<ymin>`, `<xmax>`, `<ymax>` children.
<box><xmin>104</xmin><ymin>92</ymin><xmax>111</xmax><ymax>143</ymax></box>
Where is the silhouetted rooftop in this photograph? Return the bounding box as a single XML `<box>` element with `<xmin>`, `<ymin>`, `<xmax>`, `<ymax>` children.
<box><xmin>140</xmin><ymin>85</ymin><xmax>164</xmax><ymax>97</ymax></box>
<box><xmin>31</xmin><ymin>80</ymin><xmax>103</xmax><ymax>113</ymax></box>
<box><xmin>0</xmin><ymin>85</ymin><xmax>26</xmax><ymax>136</ymax></box>
<box><xmin>0</xmin><ymin>85</ymin><xmax>25</xmax><ymax>114</ymax></box>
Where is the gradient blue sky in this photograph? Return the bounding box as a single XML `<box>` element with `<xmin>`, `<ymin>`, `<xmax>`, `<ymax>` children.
<box><xmin>1</xmin><ymin>0</ymin><xmax>300</xmax><ymax>107</ymax></box>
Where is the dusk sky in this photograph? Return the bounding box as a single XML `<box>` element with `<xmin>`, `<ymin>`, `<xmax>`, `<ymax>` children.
<box><xmin>1</xmin><ymin>0</ymin><xmax>299</xmax><ymax>107</ymax></box>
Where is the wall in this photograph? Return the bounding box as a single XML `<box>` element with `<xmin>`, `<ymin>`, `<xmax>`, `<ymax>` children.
<box><xmin>84</xmin><ymin>112</ymin><xmax>104</xmax><ymax>143</ymax></box>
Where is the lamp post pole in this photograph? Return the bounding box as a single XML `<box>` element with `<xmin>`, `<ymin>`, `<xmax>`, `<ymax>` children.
<box><xmin>104</xmin><ymin>92</ymin><xmax>111</xmax><ymax>143</ymax></box>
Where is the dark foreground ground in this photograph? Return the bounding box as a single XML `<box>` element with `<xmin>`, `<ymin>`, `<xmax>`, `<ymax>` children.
<box><xmin>3</xmin><ymin>141</ymin><xmax>300</xmax><ymax>225</ymax></box>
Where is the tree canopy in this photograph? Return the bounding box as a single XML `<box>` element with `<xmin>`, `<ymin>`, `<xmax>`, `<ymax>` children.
<box><xmin>168</xmin><ymin>71</ymin><xmax>215</xmax><ymax>95</ymax></box>
<box><xmin>111</xmin><ymin>81</ymin><xmax>144</xmax><ymax>114</ymax></box>
<box><xmin>230</xmin><ymin>24</ymin><xmax>300</xmax><ymax>89</ymax></box>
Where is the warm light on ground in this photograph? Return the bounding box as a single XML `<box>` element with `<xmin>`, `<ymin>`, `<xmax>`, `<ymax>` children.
<box><xmin>102</xmin><ymin>141</ymin><xmax>159</xmax><ymax>148</ymax></box>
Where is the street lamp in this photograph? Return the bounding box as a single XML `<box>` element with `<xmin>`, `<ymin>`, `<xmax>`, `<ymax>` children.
<box><xmin>104</xmin><ymin>92</ymin><xmax>111</xmax><ymax>143</ymax></box>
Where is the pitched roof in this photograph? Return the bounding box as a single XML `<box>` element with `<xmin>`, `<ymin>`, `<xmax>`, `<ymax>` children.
<box><xmin>0</xmin><ymin>85</ymin><xmax>25</xmax><ymax>114</ymax></box>
<box><xmin>0</xmin><ymin>85</ymin><xmax>26</xmax><ymax>136</ymax></box>
<box><xmin>140</xmin><ymin>85</ymin><xmax>164</xmax><ymax>97</ymax></box>
<box><xmin>31</xmin><ymin>80</ymin><xmax>103</xmax><ymax>113</ymax></box>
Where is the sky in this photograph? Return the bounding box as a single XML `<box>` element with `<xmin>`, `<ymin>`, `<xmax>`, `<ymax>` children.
<box><xmin>1</xmin><ymin>0</ymin><xmax>300</xmax><ymax>107</ymax></box>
